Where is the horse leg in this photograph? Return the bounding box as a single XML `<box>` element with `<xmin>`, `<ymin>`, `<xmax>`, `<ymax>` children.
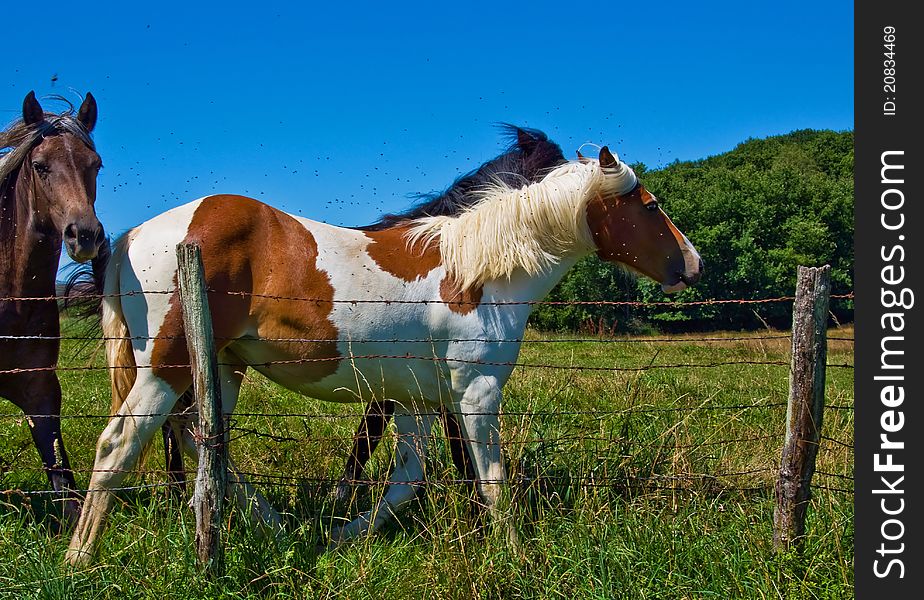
<box><xmin>174</xmin><ymin>425</ymin><xmax>282</xmax><ymax>535</ymax></box>
<box><xmin>9</xmin><ymin>373</ymin><xmax>80</xmax><ymax>527</ymax></box>
<box><xmin>162</xmin><ymin>422</ymin><xmax>186</xmax><ymax>495</ymax></box>
<box><xmin>227</xmin><ymin>458</ymin><xmax>282</xmax><ymax>534</ymax></box>
<box><xmin>454</xmin><ymin>376</ymin><xmax>519</xmax><ymax>549</ymax></box>
<box><xmin>217</xmin><ymin>363</ymin><xmax>281</xmax><ymax>533</ymax></box>
<box><xmin>174</xmin><ymin>363</ymin><xmax>282</xmax><ymax>535</ymax></box>
<box><xmin>335</xmin><ymin>399</ymin><xmax>395</xmax><ymax>501</ymax></box>
<box><xmin>162</xmin><ymin>389</ymin><xmax>193</xmax><ymax>495</ymax></box>
<box><xmin>440</xmin><ymin>405</ymin><xmax>476</xmax><ymax>482</ymax></box>
<box><xmin>65</xmin><ymin>376</ymin><xmax>181</xmax><ymax>566</ymax></box>
<box><xmin>440</xmin><ymin>405</ymin><xmax>482</xmax><ymax>521</ymax></box>
<box><xmin>329</xmin><ymin>405</ymin><xmax>437</xmax><ymax>544</ymax></box>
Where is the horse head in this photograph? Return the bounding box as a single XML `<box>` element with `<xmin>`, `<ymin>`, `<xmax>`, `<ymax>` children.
<box><xmin>585</xmin><ymin>146</ymin><xmax>703</xmax><ymax>292</ymax></box>
<box><xmin>20</xmin><ymin>91</ymin><xmax>104</xmax><ymax>262</ymax></box>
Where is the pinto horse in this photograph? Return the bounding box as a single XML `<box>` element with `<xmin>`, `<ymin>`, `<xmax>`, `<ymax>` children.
<box><xmin>0</xmin><ymin>91</ymin><xmax>104</xmax><ymax>525</ymax></box>
<box><xmin>156</xmin><ymin>125</ymin><xmax>566</xmax><ymax>498</ymax></box>
<box><xmin>66</xmin><ymin>145</ymin><xmax>702</xmax><ymax>564</ymax></box>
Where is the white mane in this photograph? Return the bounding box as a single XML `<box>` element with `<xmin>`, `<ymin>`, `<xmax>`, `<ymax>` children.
<box><xmin>406</xmin><ymin>157</ymin><xmax>637</xmax><ymax>291</ymax></box>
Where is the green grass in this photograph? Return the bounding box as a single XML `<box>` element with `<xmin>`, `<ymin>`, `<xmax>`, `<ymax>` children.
<box><xmin>0</xmin><ymin>323</ymin><xmax>854</xmax><ymax>599</ymax></box>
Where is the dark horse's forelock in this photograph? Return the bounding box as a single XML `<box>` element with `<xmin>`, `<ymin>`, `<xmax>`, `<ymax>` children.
<box><xmin>359</xmin><ymin>124</ymin><xmax>566</xmax><ymax>231</ymax></box>
<box><xmin>0</xmin><ymin>97</ymin><xmax>96</xmax><ymax>204</ymax></box>
<box><xmin>2</xmin><ymin>98</ymin><xmax>98</xmax><ymax>267</ymax></box>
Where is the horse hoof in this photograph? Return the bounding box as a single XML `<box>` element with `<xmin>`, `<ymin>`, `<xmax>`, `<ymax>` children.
<box><xmin>328</xmin><ymin>526</ymin><xmax>346</xmax><ymax>543</ymax></box>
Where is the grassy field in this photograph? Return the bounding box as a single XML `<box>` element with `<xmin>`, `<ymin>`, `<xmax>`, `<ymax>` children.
<box><xmin>0</xmin><ymin>323</ymin><xmax>854</xmax><ymax>599</ymax></box>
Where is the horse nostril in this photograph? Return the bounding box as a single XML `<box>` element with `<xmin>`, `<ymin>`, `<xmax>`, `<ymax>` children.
<box><xmin>64</xmin><ymin>224</ymin><xmax>78</xmax><ymax>242</ymax></box>
<box><xmin>678</xmin><ymin>268</ymin><xmax>702</xmax><ymax>286</ymax></box>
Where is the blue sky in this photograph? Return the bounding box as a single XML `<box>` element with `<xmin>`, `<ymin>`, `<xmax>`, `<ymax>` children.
<box><xmin>2</xmin><ymin>1</ymin><xmax>853</xmax><ymax>238</ymax></box>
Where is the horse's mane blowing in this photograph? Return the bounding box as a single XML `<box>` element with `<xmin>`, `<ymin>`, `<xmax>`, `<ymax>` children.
<box><xmin>358</xmin><ymin>124</ymin><xmax>565</xmax><ymax>231</ymax></box>
<box><xmin>407</xmin><ymin>158</ymin><xmax>639</xmax><ymax>291</ymax></box>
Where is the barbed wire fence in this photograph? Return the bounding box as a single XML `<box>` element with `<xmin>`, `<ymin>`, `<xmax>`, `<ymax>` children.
<box><xmin>0</xmin><ymin>250</ymin><xmax>854</xmax><ymax>569</ymax></box>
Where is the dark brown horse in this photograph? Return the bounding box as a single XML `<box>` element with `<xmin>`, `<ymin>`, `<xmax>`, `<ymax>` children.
<box><xmin>0</xmin><ymin>91</ymin><xmax>104</xmax><ymax>525</ymax></box>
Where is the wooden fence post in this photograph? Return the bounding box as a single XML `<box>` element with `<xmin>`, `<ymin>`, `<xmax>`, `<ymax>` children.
<box><xmin>176</xmin><ymin>243</ymin><xmax>227</xmax><ymax>574</ymax></box>
<box><xmin>773</xmin><ymin>264</ymin><xmax>831</xmax><ymax>552</ymax></box>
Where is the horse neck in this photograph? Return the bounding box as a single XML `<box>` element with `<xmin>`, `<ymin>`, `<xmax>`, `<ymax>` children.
<box><xmin>0</xmin><ymin>168</ymin><xmax>61</xmax><ymax>298</ymax></box>
<box><xmin>494</xmin><ymin>253</ymin><xmax>584</xmax><ymax>303</ymax></box>
<box><xmin>476</xmin><ymin>253</ymin><xmax>585</xmax><ymax>342</ymax></box>
<box><xmin>416</xmin><ymin>167</ymin><xmax>596</xmax><ymax>293</ymax></box>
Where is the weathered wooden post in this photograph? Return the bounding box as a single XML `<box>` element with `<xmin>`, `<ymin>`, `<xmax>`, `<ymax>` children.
<box><xmin>176</xmin><ymin>243</ymin><xmax>227</xmax><ymax>574</ymax></box>
<box><xmin>773</xmin><ymin>264</ymin><xmax>831</xmax><ymax>552</ymax></box>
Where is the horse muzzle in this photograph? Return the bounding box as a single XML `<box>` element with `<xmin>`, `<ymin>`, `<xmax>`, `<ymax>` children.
<box><xmin>64</xmin><ymin>221</ymin><xmax>106</xmax><ymax>262</ymax></box>
<box><xmin>661</xmin><ymin>258</ymin><xmax>705</xmax><ymax>293</ymax></box>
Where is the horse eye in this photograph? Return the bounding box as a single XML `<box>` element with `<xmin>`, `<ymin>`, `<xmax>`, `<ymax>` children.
<box><xmin>32</xmin><ymin>161</ymin><xmax>50</xmax><ymax>176</ymax></box>
<box><xmin>646</xmin><ymin>201</ymin><xmax>659</xmax><ymax>211</ymax></box>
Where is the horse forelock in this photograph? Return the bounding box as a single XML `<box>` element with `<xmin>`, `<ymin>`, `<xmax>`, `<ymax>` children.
<box><xmin>599</xmin><ymin>162</ymin><xmax>638</xmax><ymax>196</ymax></box>
<box><xmin>0</xmin><ymin>108</ymin><xmax>96</xmax><ymax>200</ymax></box>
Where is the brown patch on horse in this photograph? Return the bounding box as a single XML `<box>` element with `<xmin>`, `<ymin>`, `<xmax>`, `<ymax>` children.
<box><xmin>150</xmin><ymin>195</ymin><xmax>341</xmax><ymax>391</ymax></box>
<box><xmin>364</xmin><ymin>227</ymin><xmax>480</xmax><ymax>313</ymax></box>
<box><xmin>439</xmin><ymin>276</ymin><xmax>482</xmax><ymax>315</ymax></box>
<box><xmin>363</xmin><ymin>227</ymin><xmax>441</xmax><ymax>282</ymax></box>
<box><xmin>585</xmin><ymin>184</ymin><xmax>687</xmax><ymax>285</ymax></box>
<box><xmin>149</xmin><ymin>287</ymin><xmax>190</xmax><ymax>391</ymax></box>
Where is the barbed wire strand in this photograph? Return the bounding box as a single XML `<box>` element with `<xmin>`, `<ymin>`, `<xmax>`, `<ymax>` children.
<box><xmin>0</xmin><ymin>333</ymin><xmax>856</xmax><ymax>342</ymax></box>
<box><xmin>820</xmin><ymin>436</ymin><xmax>854</xmax><ymax>449</ymax></box>
<box><xmin>0</xmin><ymin>401</ymin><xmax>794</xmax><ymax>422</ymax></box>
<box><xmin>6</xmin><ymin>290</ymin><xmax>856</xmax><ymax>306</ymax></box>
<box><xmin>0</xmin><ymin>357</ymin><xmax>855</xmax><ymax>377</ymax></box>
<box><xmin>0</xmin><ymin>475</ymin><xmax>856</xmax><ymax>498</ymax></box>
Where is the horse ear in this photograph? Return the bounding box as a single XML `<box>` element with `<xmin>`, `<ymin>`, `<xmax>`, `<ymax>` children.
<box><xmin>599</xmin><ymin>146</ymin><xmax>618</xmax><ymax>168</ymax></box>
<box><xmin>516</xmin><ymin>127</ymin><xmax>538</xmax><ymax>153</ymax></box>
<box><xmin>77</xmin><ymin>92</ymin><xmax>98</xmax><ymax>132</ymax></box>
<box><xmin>23</xmin><ymin>91</ymin><xmax>44</xmax><ymax>126</ymax></box>
<box><xmin>576</xmin><ymin>149</ymin><xmax>588</xmax><ymax>163</ymax></box>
